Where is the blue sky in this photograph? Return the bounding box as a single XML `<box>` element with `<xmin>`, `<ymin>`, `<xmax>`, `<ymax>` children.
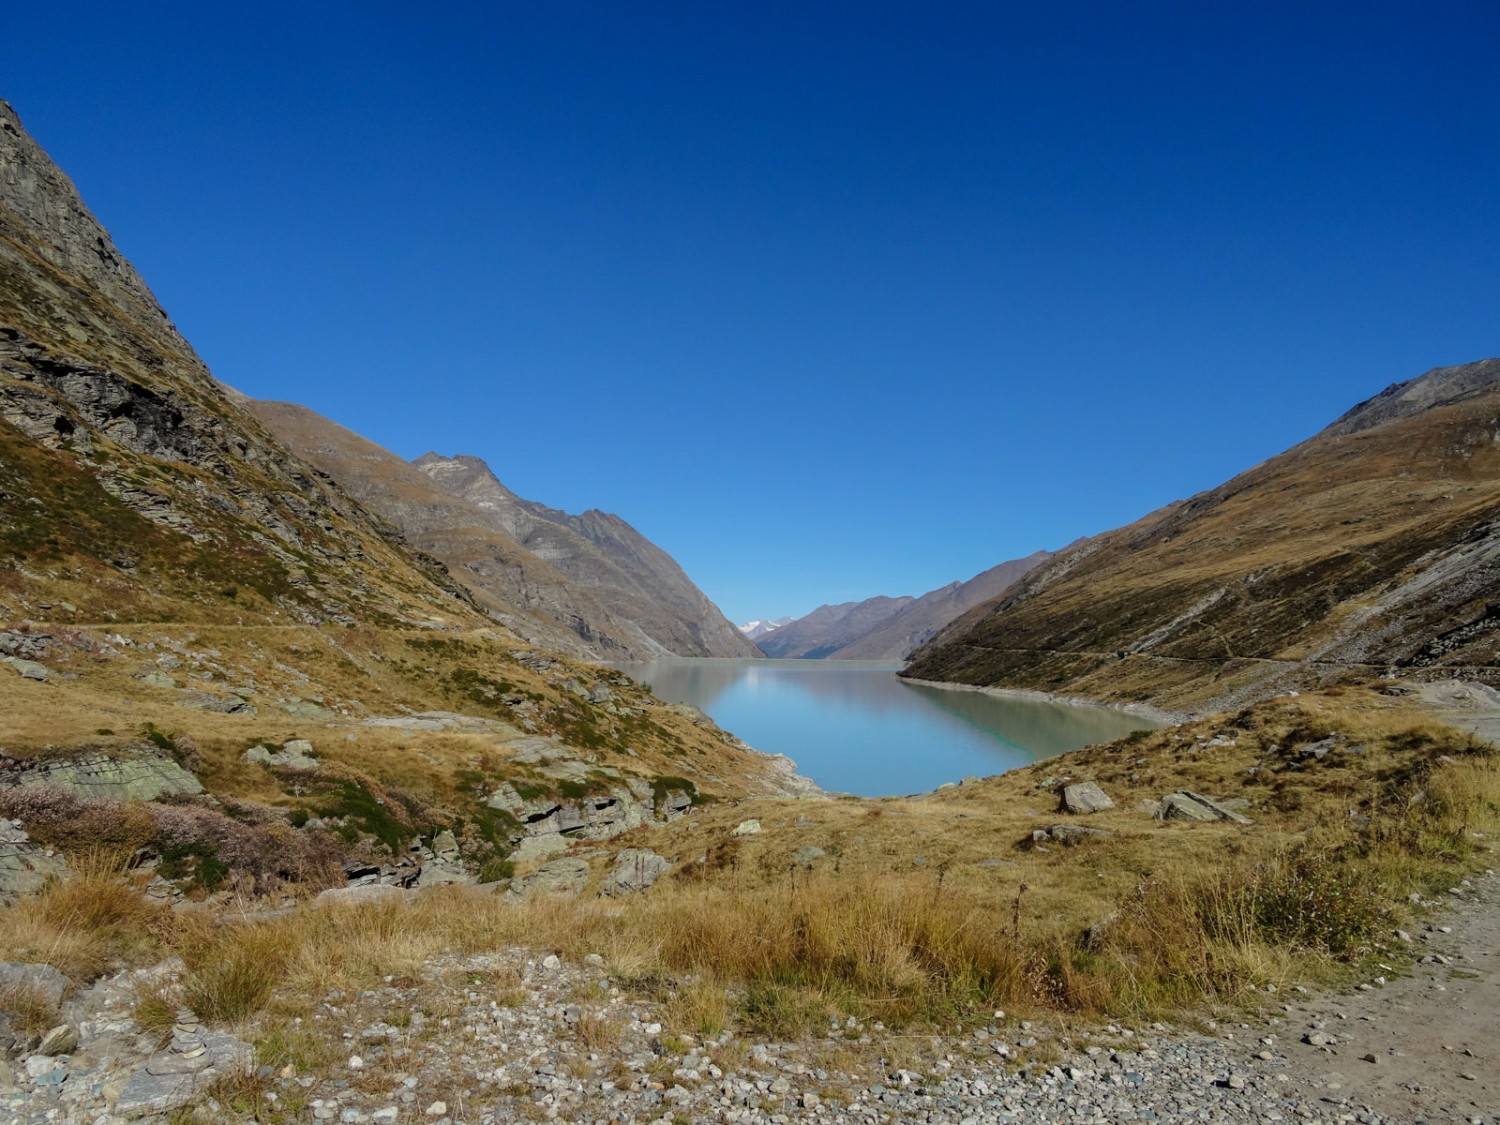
<box><xmin>8</xmin><ymin>2</ymin><xmax>1499</xmax><ymax>623</ymax></box>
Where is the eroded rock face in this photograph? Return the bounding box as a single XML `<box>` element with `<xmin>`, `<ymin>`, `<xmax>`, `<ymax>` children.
<box><xmin>0</xmin><ymin>749</ymin><xmax>202</xmax><ymax>802</ymax></box>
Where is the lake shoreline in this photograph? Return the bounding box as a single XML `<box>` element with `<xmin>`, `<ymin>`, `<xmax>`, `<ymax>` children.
<box><xmin>897</xmin><ymin>675</ymin><xmax>1184</xmax><ymax>726</ymax></box>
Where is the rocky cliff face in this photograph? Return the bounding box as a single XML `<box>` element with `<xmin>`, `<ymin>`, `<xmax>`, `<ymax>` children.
<box><xmin>904</xmin><ymin>359</ymin><xmax>1500</xmax><ymax>712</ymax></box>
<box><xmin>0</xmin><ymin>100</ymin><xmax>478</xmax><ymax>630</ymax></box>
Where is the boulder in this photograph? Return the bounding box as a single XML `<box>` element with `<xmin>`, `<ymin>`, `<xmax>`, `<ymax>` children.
<box><xmin>730</xmin><ymin>819</ymin><xmax>761</xmax><ymax>837</ymax></box>
<box><xmin>4</xmin><ymin>658</ymin><xmax>48</xmax><ymax>682</ymax></box>
<box><xmin>37</xmin><ymin>1023</ymin><xmax>78</xmax><ymax>1056</ymax></box>
<box><xmin>242</xmin><ymin>740</ymin><xmax>318</xmax><ymax>771</ymax></box>
<box><xmin>1059</xmin><ymin>781</ymin><xmax>1115</xmax><ymax>814</ymax></box>
<box><xmin>1155</xmin><ymin>791</ymin><xmax>1252</xmax><ymax>824</ymax></box>
<box><xmin>0</xmin><ymin>962</ymin><xmax>70</xmax><ymax>1009</ymax></box>
<box><xmin>793</xmin><ymin>846</ymin><xmax>826</xmax><ymax>868</ymax></box>
<box><xmin>1028</xmin><ymin>824</ymin><xmax>1115</xmax><ymax>847</ymax></box>
<box><xmin>599</xmin><ymin>848</ymin><xmax>670</xmax><ymax>896</ymax></box>
<box><xmin>316</xmin><ymin>884</ymin><xmax>412</xmax><ymax>906</ymax></box>
<box><xmin>508</xmin><ymin>857</ymin><xmax>590</xmax><ymax>898</ymax></box>
<box><xmin>0</xmin><ymin>821</ymin><xmax>69</xmax><ymax>902</ymax></box>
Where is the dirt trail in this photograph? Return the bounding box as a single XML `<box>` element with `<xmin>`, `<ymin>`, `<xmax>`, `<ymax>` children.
<box><xmin>1237</xmin><ymin>679</ymin><xmax>1500</xmax><ymax>1123</ymax></box>
<box><xmin>1267</xmin><ymin>871</ymin><xmax>1499</xmax><ymax>1123</ymax></box>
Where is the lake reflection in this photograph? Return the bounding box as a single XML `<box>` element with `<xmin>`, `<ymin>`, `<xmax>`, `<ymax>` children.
<box><xmin>616</xmin><ymin>659</ymin><xmax>1154</xmax><ymax>797</ymax></box>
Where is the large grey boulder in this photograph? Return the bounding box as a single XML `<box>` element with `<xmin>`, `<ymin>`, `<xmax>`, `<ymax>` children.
<box><xmin>599</xmin><ymin>849</ymin><xmax>669</xmax><ymax>896</ymax></box>
<box><xmin>1059</xmin><ymin>781</ymin><xmax>1115</xmax><ymax>814</ymax></box>
<box><xmin>1155</xmin><ymin>791</ymin><xmax>1252</xmax><ymax>824</ymax></box>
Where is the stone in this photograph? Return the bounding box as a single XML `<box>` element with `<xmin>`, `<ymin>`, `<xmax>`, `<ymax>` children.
<box><xmin>426</xmin><ymin>1101</ymin><xmax>448</xmax><ymax>1116</ymax></box>
<box><xmin>1060</xmin><ymin>781</ymin><xmax>1115</xmax><ymax>814</ymax></box>
<box><xmin>731</xmin><ymin>818</ymin><xmax>762</xmax><ymax>837</ymax></box>
<box><xmin>316</xmin><ymin>884</ymin><xmax>412</xmax><ymax>905</ymax></box>
<box><xmin>431</xmin><ymin>828</ymin><xmax>460</xmax><ymax>861</ymax></box>
<box><xmin>5</xmin><ymin>657</ymin><xmax>48</xmax><ymax>681</ymax></box>
<box><xmin>508</xmin><ymin>857</ymin><xmax>590</xmax><ymax>897</ymax></box>
<box><xmin>0</xmin><ymin>750</ymin><xmax>203</xmax><ymax>802</ymax></box>
<box><xmin>1155</xmin><ymin>791</ymin><xmax>1252</xmax><ymax>824</ymax></box>
<box><xmin>1029</xmin><ymin>824</ymin><xmax>1115</xmax><ymax>847</ymax></box>
<box><xmin>599</xmin><ymin>848</ymin><xmax>670</xmax><ymax>895</ymax></box>
<box><xmin>793</xmin><ymin>845</ymin><xmax>826</xmax><ymax>867</ymax></box>
<box><xmin>541</xmin><ymin>954</ymin><xmax>561</xmax><ymax>970</ymax></box>
<box><xmin>139</xmin><ymin>670</ymin><xmax>177</xmax><ymax>688</ymax></box>
<box><xmin>0</xmin><ymin>962</ymin><xmax>70</xmax><ymax>1009</ymax></box>
<box><xmin>36</xmin><ymin>1023</ymin><xmax>77</xmax><ymax>1056</ymax></box>
<box><xmin>243</xmin><ymin>740</ymin><xmax>319</xmax><ymax>771</ymax></box>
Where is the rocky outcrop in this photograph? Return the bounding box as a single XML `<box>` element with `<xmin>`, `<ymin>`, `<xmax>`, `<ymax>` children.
<box><xmin>0</xmin><ymin>749</ymin><xmax>203</xmax><ymax>802</ymax></box>
<box><xmin>598</xmin><ymin>848</ymin><xmax>670</xmax><ymax>896</ymax></box>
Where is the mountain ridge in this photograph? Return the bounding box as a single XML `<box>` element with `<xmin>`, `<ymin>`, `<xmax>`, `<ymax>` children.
<box><xmin>904</xmin><ymin>358</ymin><xmax>1500</xmax><ymax>712</ymax></box>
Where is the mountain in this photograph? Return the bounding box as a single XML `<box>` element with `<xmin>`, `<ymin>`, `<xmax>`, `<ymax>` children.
<box><xmin>904</xmin><ymin>358</ymin><xmax>1500</xmax><ymax>713</ymax></box>
<box><xmin>830</xmin><ymin>550</ymin><xmax>1056</xmax><ymax>660</ymax></box>
<box><xmin>413</xmin><ymin>453</ymin><xmax>759</xmax><ymax>660</ymax></box>
<box><xmin>754</xmin><ymin>596</ymin><xmax>917</xmax><ymax>659</ymax></box>
<box><xmin>244</xmin><ymin>402</ymin><xmax>755</xmax><ymax>661</ymax></box>
<box><xmin>0</xmin><ymin>98</ymin><xmax>798</xmax><ymax>905</ymax></box>
<box><xmin>754</xmin><ymin>551</ymin><xmax>1054</xmax><ymax>660</ymax></box>
<box><xmin>739</xmin><ymin>617</ymin><xmax>793</xmax><ymax>641</ymax></box>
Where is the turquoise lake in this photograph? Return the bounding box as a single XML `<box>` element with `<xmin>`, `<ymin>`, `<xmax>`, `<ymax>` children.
<box><xmin>615</xmin><ymin>659</ymin><xmax>1154</xmax><ymax>797</ymax></box>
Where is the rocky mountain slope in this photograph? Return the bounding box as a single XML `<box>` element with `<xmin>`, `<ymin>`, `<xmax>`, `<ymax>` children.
<box><xmin>0</xmin><ymin>97</ymin><xmax>798</xmax><ymax>909</ymax></box>
<box><xmin>245</xmin><ymin>402</ymin><xmax>755</xmax><ymax>661</ymax></box>
<box><xmin>755</xmin><ymin>551</ymin><xmax>1053</xmax><ymax>660</ymax></box>
<box><xmin>904</xmin><ymin>358</ymin><xmax>1500</xmax><ymax>712</ymax></box>
<box><xmin>414</xmin><ymin>452</ymin><xmax>759</xmax><ymax>660</ymax></box>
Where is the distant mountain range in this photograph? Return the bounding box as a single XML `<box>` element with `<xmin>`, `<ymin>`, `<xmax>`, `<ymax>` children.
<box><xmin>752</xmin><ymin>550</ymin><xmax>1055</xmax><ymax>660</ymax></box>
<box><xmin>905</xmin><ymin>358</ymin><xmax>1500</xmax><ymax>712</ymax></box>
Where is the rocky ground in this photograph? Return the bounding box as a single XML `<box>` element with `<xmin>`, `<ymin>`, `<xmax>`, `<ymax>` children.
<box><xmin>1</xmin><ymin>871</ymin><xmax>1495</xmax><ymax>1125</ymax></box>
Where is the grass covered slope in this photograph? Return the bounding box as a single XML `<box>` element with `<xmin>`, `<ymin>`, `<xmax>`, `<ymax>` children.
<box><xmin>5</xmin><ymin>686</ymin><xmax>1495</xmax><ymax>1040</ymax></box>
<box><xmin>905</xmin><ymin>359</ymin><xmax>1500</xmax><ymax>713</ymax></box>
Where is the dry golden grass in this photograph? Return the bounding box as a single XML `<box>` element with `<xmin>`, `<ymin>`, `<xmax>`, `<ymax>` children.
<box><xmin>0</xmin><ymin>687</ymin><xmax>1494</xmax><ymax>1046</ymax></box>
<box><xmin>0</xmin><ymin>853</ymin><xmax>166</xmax><ymax>980</ymax></box>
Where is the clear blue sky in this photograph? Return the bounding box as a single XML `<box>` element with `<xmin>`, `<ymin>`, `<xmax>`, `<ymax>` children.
<box><xmin>8</xmin><ymin>2</ymin><xmax>1498</xmax><ymax>623</ymax></box>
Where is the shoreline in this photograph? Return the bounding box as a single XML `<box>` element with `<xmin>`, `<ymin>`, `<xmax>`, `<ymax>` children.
<box><xmin>897</xmin><ymin>674</ymin><xmax>1187</xmax><ymax>726</ymax></box>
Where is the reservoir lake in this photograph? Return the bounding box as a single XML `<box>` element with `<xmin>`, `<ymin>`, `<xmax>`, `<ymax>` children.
<box><xmin>616</xmin><ymin>659</ymin><xmax>1155</xmax><ymax>797</ymax></box>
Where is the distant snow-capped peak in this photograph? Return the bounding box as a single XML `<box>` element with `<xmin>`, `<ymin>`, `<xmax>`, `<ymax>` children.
<box><xmin>738</xmin><ymin>617</ymin><xmax>793</xmax><ymax>640</ymax></box>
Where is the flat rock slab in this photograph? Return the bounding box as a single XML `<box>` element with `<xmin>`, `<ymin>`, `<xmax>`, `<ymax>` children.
<box><xmin>0</xmin><ymin>751</ymin><xmax>202</xmax><ymax>802</ymax></box>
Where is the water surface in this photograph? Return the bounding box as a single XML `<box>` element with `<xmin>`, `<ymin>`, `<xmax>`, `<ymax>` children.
<box><xmin>617</xmin><ymin>658</ymin><xmax>1154</xmax><ymax>797</ymax></box>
